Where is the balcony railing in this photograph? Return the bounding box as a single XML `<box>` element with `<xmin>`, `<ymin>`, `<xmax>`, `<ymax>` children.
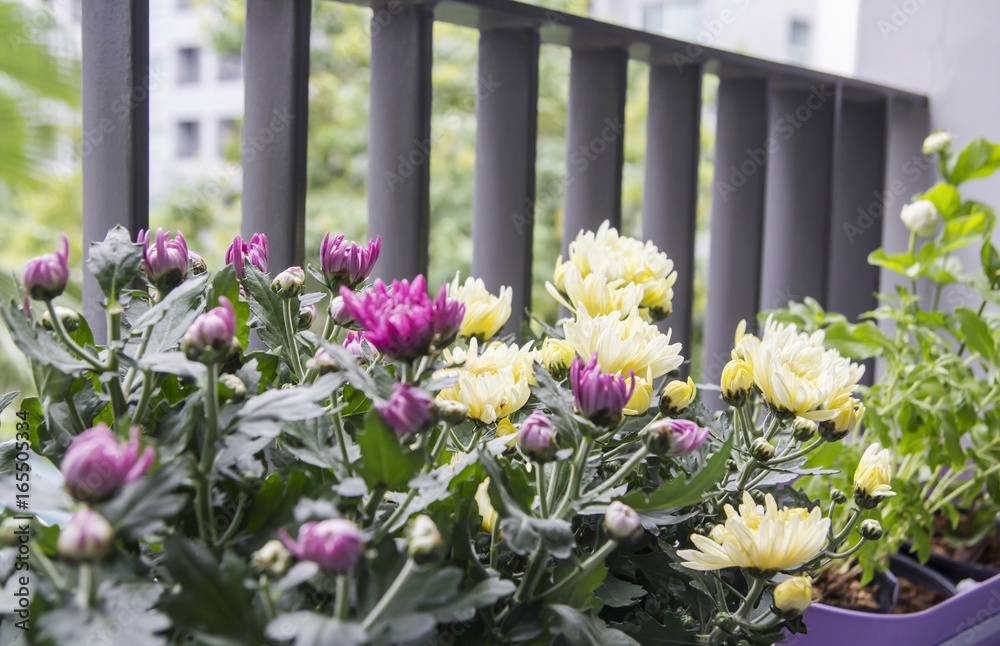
<box><xmin>80</xmin><ymin>0</ymin><xmax>932</xmax><ymax>383</ymax></box>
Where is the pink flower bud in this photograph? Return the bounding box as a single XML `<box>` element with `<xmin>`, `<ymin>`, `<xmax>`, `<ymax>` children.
<box><xmin>225</xmin><ymin>233</ymin><xmax>268</xmax><ymax>278</ymax></box>
<box><xmin>570</xmin><ymin>353</ymin><xmax>635</xmax><ymax>430</ymax></box>
<box><xmin>375</xmin><ymin>382</ymin><xmax>437</xmax><ymax>434</ymax></box>
<box><xmin>61</xmin><ymin>424</ymin><xmax>154</xmax><ymax>501</ymax></box>
<box><xmin>319</xmin><ymin>232</ymin><xmax>380</xmax><ymax>289</ymax></box>
<box><xmin>279</xmin><ymin>518</ymin><xmax>364</xmax><ymax>572</ymax></box>
<box><xmin>643</xmin><ymin>418</ymin><xmax>710</xmax><ymax>457</ymax></box>
<box><xmin>22</xmin><ymin>234</ymin><xmax>70</xmax><ymax>301</ymax></box>
<box><xmin>604</xmin><ymin>501</ymin><xmax>642</xmax><ymax>541</ymax></box>
<box><xmin>182</xmin><ymin>296</ymin><xmax>238</xmax><ymax>361</ymax></box>
<box><xmin>57</xmin><ymin>509</ymin><xmax>114</xmax><ymax>560</ymax></box>
<box><xmin>137</xmin><ymin>228</ymin><xmax>189</xmax><ymax>293</ymax></box>
<box><xmin>518</xmin><ymin>411</ymin><xmax>556</xmax><ymax>462</ymax></box>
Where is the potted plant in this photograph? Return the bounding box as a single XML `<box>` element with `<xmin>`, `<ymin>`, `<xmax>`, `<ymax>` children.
<box><xmin>772</xmin><ymin>131</ymin><xmax>1000</xmax><ymax>645</ymax></box>
<box><xmin>0</xmin><ymin>221</ymin><xmax>889</xmax><ymax>645</ymax></box>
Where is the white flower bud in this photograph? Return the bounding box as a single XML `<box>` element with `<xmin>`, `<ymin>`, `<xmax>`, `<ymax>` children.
<box><xmin>900</xmin><ymin>200</ymin><xmax>939</xmax><ymax>237</ymax></box>
<box><xmin>408</xmin><ymin>515</ymin><xmax>443</xmax><ymax>559</ymax></box>
<box><xmin>922</xmin><ymin>131</ymin><xmax>954</xmax><ymax>155</ymax></box>
<box><xmin>253</xmin><ymin>539</ymin><xmax>292</xmax><ymax>577</ymax></box>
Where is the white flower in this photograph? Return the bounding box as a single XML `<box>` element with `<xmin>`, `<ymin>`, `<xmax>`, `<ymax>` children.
<box><xmin>554</xmin><ymin>221</ymin><xmax>677</xmax><ymax>319</ymax></box>
<box><xmin>563</xmin><ymin>306</ymin><xmax>684</xmax><ymax>380</ymax></box>
<box><xmin>740</xmin><ymin>316</ymin><xmax>864</xmax><ymax>421</ymax></box>
<box><xmin>922</xmin><ymin>131</ymin><xmax>954</xmax><ymax>155</ymax></box>
<box><xmin>901</xmin><ymin>200</ymin><xmax>939</xmax><ymax>237</ymax></box>
<box><xmin>436</xmin><ymin>341</ymin><xmax>534</xmax><ymax>424</ymax></box>
<box><xmin>677</xmin><ymin>492</ymin><xmax>829</xmax><ymax>573</ymax></box>
<box><xmin>447</xmin><ymin>273</ymin><xmax>512</xmax><ymax>341</ymax></box>
<box><xmin>854</xmin><ymin>443</ymin><xmax>895</xmax><ymax>500</ymax></box>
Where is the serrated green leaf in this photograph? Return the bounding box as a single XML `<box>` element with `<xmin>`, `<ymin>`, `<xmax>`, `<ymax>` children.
<box><xmin>356</xmin><ymin>414</ymin><xmax>424</xmax><ymax>490</ymax></box>
<box><xmin>621</xmin><ymin>435</ymin><xmax>732</xmax><ymax>512</ymax></box>
<box><xmin>955</xmin><ymin>306</ymin><xmax>994</xmax><ymax>358</ymax></box>
<box><xmin>86</xmin><ymin>225</ymin><xmax>143</xmax><ymax>300</ymax></box>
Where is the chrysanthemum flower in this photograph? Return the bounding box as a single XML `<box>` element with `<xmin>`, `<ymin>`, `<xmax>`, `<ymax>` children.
<box><xmin>436</xmin><ymin>340</ymin><xmax>534</xmax><ymax>424</ymax></box>
<box><xmin>447</xmin><ymin>273</ymin><xmax>512</xmax><ymax>341</ymax></box>
<box><xmin>563</xmin><ymin>306</ymin><xmax>683</xmax><ymax>380</ymax></box>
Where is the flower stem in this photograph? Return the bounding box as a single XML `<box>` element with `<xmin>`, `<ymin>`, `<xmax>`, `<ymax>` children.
<box><xmin>361</xmin><ymin>557</ymin><xmax>416</xmax><ymax>631</ymax></box>
<box><xmin>489</xmin><ymin>518</ymin><xmax>501</xmax><ymax>570</ymax></box>
<box><xmin>131</xmin><ymin>370</ymin><xmax>155</xmax><ymax>426</ymax></box>
<box><xmin>537</xmin><ymin>539</ymin><xmax>618</xmax><ymax>600</ymax></box>
<box><xmin>536</xmin><ymin>463</ymin><xmax>549</xmax><ymax>518</ymax></box>
<box><xmin>76</xmin><ymin>563</ymin><xmax>94</xmax><ymax>607</ymax></box>
<box><xmin>584</xmin><ymin>447</ymin><xmax>650</xmax><ymax>502</ymax></box>
<box><xmin>335</xmin><ymin>574</ymin><xmax>350</xmax><ymax>620</ymax></box>
<box><xmin>282</xmin><ymin>299</ymin><xmax>304</xmax><ymax>379</ymax></box>
<box><xmin>122</xmin><ymin>327</ymin><xmax>152</xmax><ymax>394</ymax></box>
<box><xmin>767</xmin><ymin>437</ymin><xmax>825</xmax><ymax>465</ymax></box>
<box><xmin>198</xmin><ymin>362</ymin><xmax>220</xmax><ymax>543</ymax></box>
<box><xmin>555</xmin><ymin>437</ymin><xmax>593</xmax><ymax>518</ymax></box>
<box><xmin>332</xmin><ymin>408</ymin><xmax>354</xmax><ymax>476</ymax></box>
<box><xmin>44</xmin><ymin>300</ymin><xmax>102</xmax><ymax>370</ymax></box>
<box><xmin>513</xmin><ymin>548</ymin><xmax>548</xmax><ymax>603</ymax></box>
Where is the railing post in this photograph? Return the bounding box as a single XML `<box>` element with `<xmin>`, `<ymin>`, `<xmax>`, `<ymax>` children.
<box><xmin>242</xmin><ymin>0</ymin><xmax>311</xmax><ymax>274</ymax></box>
<box><xmin>472</xmin><ymin>28</ymin><xmax>540</xmax><ymax>335</ymax></box>
<box><xmin>367</xmin><ymin>2</ymin><xmax>434</xmax><ymax>282</ymax></box>
<box><xmin>758</xmin><ymin>80</ymin><xmax>837</xmax><ymax>311</ymax></box>
<box><xmin>81</xmin><ymin>0</ymin><xmax>149</xmax><ymax>341</ymax></box>
<box><xmin>562</xmin><ymin>47</ymin><xmax>628</xmax><ymax>254</ymax></box>
<box><xmin>641</xmin><ymin>62</ymin><xmax>701</xmax><ymax>372</ymax></box>
<box><xmin>702</xmin><ymin>76</ymin><xmax>769</xmax><ymax>388</ymax></box>
<box><xmin>826</xmin><ymin>95</ymin><xmax>887</xmax><ymax>322</ymax></box>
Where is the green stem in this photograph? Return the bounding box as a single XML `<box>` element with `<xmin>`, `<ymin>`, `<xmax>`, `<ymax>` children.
<box><xmin>282</xmin><ymin>299</ymin><xmax>305</xmax><ymax>379</ymax></box>
<box><xmin>538</xmin><ymin>539</ymin><xmax>618</xmax><ymax>599</ymax></box>
<box><xmin>199</xmin><ymin>362</ymin><xmax>220</xmax><ymax>543</ymax></box>
<box><xmin>65</xmin><ymin>395</ymin><xmax>86</xmax><ymax>434</ymax></box>
<box><xmin>929</xmin><ymin>462</ymin><xmax>1000</xmax><ymax>514</ymax></box>
<box><xmin>707</xmin><ymin>576</ymin><xmax>766</xmax><ymax>645</ymax></box>
<box><xmin>131</xmin><ymin>370</ymin><xmax>155</xmax><ymax>426</ymax></box>
<box><xmin>827</xmin><ymin>537</ymin><xmax>869</xmax><ymax>560</ymax></box>
<box><xmin>361</xmin><ymin>557</ymin><xmax>416</xmax><ymax>631</ymax></box>
<box><xmin>76</xmin><ymin>563</ymin><xmax>94</xmax><ymax>607</ymax></box>
<box><xmin>584</xmin><ymin>447</ymin><xmax>650</xmax><ymax>501</ymax></box>
<box><xmin>34</xmin><ymin>542</ymin><xmax>67</xmax><ymax>591</ymax></box>
<box><xmin>363</xmin><ymin>486</ymin><xmax>387</xmax><ymax>526</ymax></box>
<box><xmin>829</xmin><ymin>506</ymin><xmax>861</xmax><ymax>551</ymax></box>
<box><xmin>335</xmin><ymin>574</ymin><xmax>350</xmax><ymax>620</ymax></box>
<box><xmin>122</xmin><ymin>327</ymin><xmax>152</xmax><ymax>394</ymax></box>
<box><xmin>215</xmin><ymin>501</ymin><xmax>245</xmax><ymax>549</ymax></box>
<box><xmin>333</xmin><ymin>408</ymin><xmax>354</xmax><ymax>476</ymax></box>
<box><xmin>260</xmin><ymin>576</ymin><xmax>277</xmax><ymax>620</ymax></box>
<box><xmin>545</xmin><ymin>461</ymin><xmax>564</xmax><ymax>515</ymax></box>
<box><xmin>555</xmin><ymin>437</ymin><xmax>593</xmax><ymax>518</ymax></box>
<box><xmin>514</xmin><ymin>548</ymin><xmax>548</xmax><ymax>603</ymax></box>
<box><xmin>536</xmin><ymin>463</ymin><xmax>549</xmax><ymax>518</ymax></box>
<box><xmin>489</xmin><ymin>518</ymin><xmax>501</xmax><ymax>570</ymax></box>
<box><xmin>104</xmin><ymin>305</ymin><xmax>128</xmax><ymax>435</ymax></box>
<box><xmin>44</xmin><ymin>301</ymin><xmax>102</xmax><ymax>370</ymax></box>
<box><xmin>767</xmin><ymin>438</ymin><xmax>825</xmax><ymax>465</ymax></box>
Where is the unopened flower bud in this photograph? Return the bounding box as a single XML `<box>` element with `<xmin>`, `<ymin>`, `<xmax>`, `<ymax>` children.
<box><xmin>750</xmin><ymin>437</ymin><xmax>775</xmax><ymax>462</ymax></box>
<box><xmin>272</xmin><ymin>266</ymin><xmax>305</xmax><ymax>298</ymax></box>
<box><xmin>306</xmin><ymin>347</ymin><xmax>341</xmax><ymax>374</ymax></box>
<box><xmin>604</xmin><ymin>501</ymin><xmax>642</xmax><ymax>541</ymax></box>
<box><xmin>792</xmin><ymin>417</ymin><xmax>817</xmax><ymax>442</ymax></box>
<box><xmin>220</xmin><ymin>373</ymin><xmax>247</xmax><ymax>401</ymax></box>
<box><xmin>901</xmin><ymin>200</ymin><xmax>939</xmax><ymax>238</ymax></box>
<box><xmin>678</xmin><ymin>613</ymin><xmax>696</xmax><ymax>630</ymax></box>
<box><xmin>860</xmin><ymin>519</ymin><xmax>883</xmax><ymax>541</ymax></box>
<box><xmin>252</xmin><ymin>539</ymin><xmax>291</xmax><ymax>577</ymax></box>
<box><xmin>831</xmin><ymin>489</ymin><xmax>847</xmax><ymax>505</ymax></box>
<box><xmin>658</xmin><ymin>377</ymin><xmax>696</xmax><ymax>416</ymax></box>
<box><xmin>721</xmin><ymin>359</ymin><xmax>753</xmax><ymax>407</ymax></box>
<box><xmin>709</xmin><ymin>524</ymin><xmax>729</xmax><ymax>544</ymax></box>
<box><xmin>643</xmin><ymin>418</ymin><xmax>710</xmax><ymax>457</ymax></box>
<box><xmin>189</xmin><ymin>249</ymin><xmax>207</xmax><ymax>275</ymax></box>
<box><xmin>407</xmin><ymin>515</ymin><xmax>443</xmax><ymax>561</ymax></box>
<box><xmin>541</xmin><ymin>338</ymin><xmax>574</xmax><ymax>380</ymax></box>
<box><xmin>726</xmin><ymin>458</ymin><xmax>738</xmax><ymax>472</ymax></box>
<box><xmin>375</xmin><ymin>383</ymin><xmax>437</xmax><ymax>435</ymax></box>
<box><xmin>854</xmin><ymin>443</ymin><xmax>895</xmax><ymax>509</ymax></box>
<box><xmin>437</xmin><ymin>400</ymin><xmax>469</xmax><ymax>426</ymax></box>
<box><xmin>298</xmin><ymin>304</ymin><xmax>317</xmax><ymax>330</ymax></box>
<box><xmin>518</xmin><ymin>411</ymin><xmax>556</xmax><ymax>462</ymax></box>
<box><xmin>774</xmin><ymin>576</ymin><xmax>813</xmax><ymax>615</ymax></box>
<box><xmin>922</xmin><ymin>130</ymin><xmax>954</xmax><ymax>155</ymax></box>
<box><xmin>41</xmin><ymin>306</ymin><xmax>80</xmax><ymax>333</ymax></box>
<box><xmin>61</xmin><ymin>424</ymin><xmax>154</xmax><ymax>501</ymax></box>
<box><xmin>328</xmin><ymin>295</ymin><xmax>354</xmax><ymax>327</ymax></box>
<box><xmin>0</xmin><ymin>517</ymin><xmax>28</xmax><ymax>547</ymax></box>
<box><xmin>182</xmin><ymin>297</ymin><xmax>239</xmax><ymax>363</ymax></box>
<box><xmin>57</xmin><ymin>509</ymin><xmax>113</xmax><ymax>560</ymax></box>
<box><xmin>713</xmin><ymin>613</ymin><xmax>739</xmax><ymax>635</ymax></box>
<box><xmin>23</xmin><ymin>234</ymin><xmax>70</xmax><ymax>301</ymax></box>
<box><xmin>279</xmin><ymin>518</ymin><xmax>364</xmax><ymax>572</ymax></box>
<box><xmin>137</xmin><ymin>228</ymin><xmax>190</xmax><ymax>294</ymax></box>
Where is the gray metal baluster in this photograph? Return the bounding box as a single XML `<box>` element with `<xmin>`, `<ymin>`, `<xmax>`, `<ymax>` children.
<box><xmin>242</xmin><ymin>0</ymin><xmax>311</xmax><ymax>274</ymax></box>
<box><xmin>701</xmin><ymin>76</ymin><xmax>768</xmax><ymax>389</ymax></box>
<box><xmin>562</xmin><ymin>47</ymin><xmax>628</xmax><ymax>254</ymax></box>
<box><xmin>759</xmin><ymin>80</ymin><xmax>837</xmax><ymax>311</ymax></box>
<box><xmin>367</xmin><ymin>2</ymin><xmax>434</xmax><ymax>282</ymax></box>
<box><xmin>642</xmin><ymin>62</ymin><xmax>702</xmax><ymax>373</ymax></box>
<box><xmin>471</xmin><ymin>28</ymin><xmax>540</xmax><ymax>335</ymax></box>
<box><xmin>81</xmin><ymin>0</ymin><xmax>150</xmax><ymax>341</ymax></box>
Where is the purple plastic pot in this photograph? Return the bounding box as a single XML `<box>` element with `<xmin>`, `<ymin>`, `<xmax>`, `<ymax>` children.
<box><xmin>789</xmin><ymin>566</ymin><xmax>1000</xmax><ymax>646</ymax></box>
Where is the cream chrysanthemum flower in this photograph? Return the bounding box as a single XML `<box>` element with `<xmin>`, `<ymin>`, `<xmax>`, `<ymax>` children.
<box><xmin>436</xmin><ymin>341</ymin><xmax>533</xmax><ymax>424</ymax></box>
<box><xmin>625</xmin><ymin>367</ymin><xmax>654</xmax><ymax>416</ymax></box>
<box><xmin>447</xmin><ymin>273</ymin><xmax>512</xmax><ymax>341</ymax></box>
<box><xmin>553</xmin><ymin>221</ymin><xmax>677</xmax><ymax>319</ymax></box>
<box><xmin>545</xmin><ymin>265</ymin><xmax>646</xmax><ymax>318</ymax></box>
<box><xmin>563</xmin><ymin>306</ymin><xmax>683</xmax><ymax>380</ymax></box>
<box><xmin>740</xmin><ymin>316</ymin><xmax>865</xmax><ymax>421</ymax></box>
<box><xmin>854</xmin><ymin>443</ymin><xmax>895</xmax><ymax>506</ymax></box>
<box><xmin>677</xmin><ymin>492</ymin><xmax>829</xmax><ymax>573</ymax></box>
<box><xmin>476</xmin><ymin>479</ymin><xmax>499</xmax><ymax>534</ymax></box>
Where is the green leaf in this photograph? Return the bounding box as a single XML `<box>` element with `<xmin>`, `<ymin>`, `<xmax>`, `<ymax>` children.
<box><xmin>229</xmin><ymin>373</ymin><xmax>344</xmax><ymax>437</ymax></box>
<box><xmin>95</xmin><ymin>460</ymin><xmax>190</xmax><ymax>539</ymax></box>
<box><xmin>247</xmin><ymin>470</ymin><xmax>308</xmax><ymax>534</ymax></box>
<box><xmin>955</xmin><ymin>306</ymin><xmax>994</xmax><ymax>358</ymax></box>
<box><xmin>920</xmin><ymin>182</ymin><xmax>961</xmax><ymax>220</ymax></box>
<box><xmin>356</xmin><ymin>414</ymin><xmax>424</xmax><ymax>490</ymax></box>
<box><xmin>546</xmin><ymin>604</ymin><xmax>640</xmax><ymax>646</ymax></box>
<box><xmin>157</xmin><ymin>538</ymin><xmax>267</xmax><ymax>644</ymax></box>
<box><xmin>938</xmin><ymin>211</ymin><xmax>991</xmax><ymax>255</ymax></box>
<box><xmin>596</xmin><ymin>574</ymin><xmax>647</xmax><ymax>608</ymax></box>
<box><xmin>212</xmin><ymin>265</ymin><xmax>249</xmax><ymax>349</ymax></box>
<box><xmin>0</xmin><ymin>391</ymin><xmax>17</xmax><ymax>417</ymax></box>
<box><xmin>822</xmin><ymin>321</ymin><xmax>891</xmax><ymax>360</ymax></box>
<box><xmin>85</xmin><ymin>225</ymin><xmax>143</xmax><ymax>301</ymax></box>
<box><xmin>622</xmin><ymin>435</ymin><xmax>732</xmax><ymax>512</ymax></box>
<box><xmin>981</xmin><ymin>241</ymin><xmax>1000</xmax><ymax>289</ymax></box>
<box><xmin>551</xmin><ymin>561</ymin><xmax>608</xmax><ymax>610</ymax></box>
<box><xmin>130</xmin><ymin>275</ymin><xmax>207</xmax><ymax>353</ymax></box>
<box><xmin>266</xmin><ymin>613</ymin><xmax>367</xmax><ymax>646</ymax></box>
<box><xmin>948</xmin><ymin>137</ymin><xmax>1000</xmax><ymax>185</ymax></box>
<box><xmin>280</xmin><ymin>418</ymin><xmax>339</xmax><ymax>469</ymax></box>
<box><xmin>242</xmin><ymin>265</ymin><xmax>291</xmax><ymax>354</ymax></box>
<box><xmin>867</xmin><ymin>249</ymin><xmax>916</xmax><ymax>276</ymax></box>
<box><xmin>38</xmin><ymin>582</ymin><xmax>169</xmax><ymax>646</ymax></box>
<box><xmin>0</xmin><ymin>304</ymin><xmax>90</xmax><ymax>375</ymax></box>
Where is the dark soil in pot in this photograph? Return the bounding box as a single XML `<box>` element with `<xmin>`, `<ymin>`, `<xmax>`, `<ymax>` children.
<box><xmin>902</xmin><ymin>514</ymin><xmax>1000</xmax><ymax>583</ymax></box>
<box><xmin>888</xmin><ymin>554</ymin><xmax>957</xmax><ymax>613</ymax></box>
<box><xmin>813</xmin><ymin>563</ymin><xmax>898</xmax><ymax>613</ymax></box>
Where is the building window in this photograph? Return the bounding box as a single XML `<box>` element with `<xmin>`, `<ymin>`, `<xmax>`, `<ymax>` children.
<box><xmin>177</xmin><ymin>47</ymin><xmax>200</xmax><ymax>84</ymax></box>
<box><xmin>177</xmin><ymin>121</ymin><xmax>200</xmax><ymax>158</ymax></box>
<box><xmin>646</xmin><ymin>0</ymin><xmax>701</xmax><ymax>40</ymax></box>
<box><xmin>218</xmin><ymin>118</ymin><xmax>238</xmax><ymax>157</ymax></box>
<box><xmin>788</xmin><ymin>19</ymin><xmax>810</xmax><ymax>64</ymax></box>
<box><xmin>218</xmin><ymin>53</ymin><xmax>242</xmax><ymax>81</ymax></box>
